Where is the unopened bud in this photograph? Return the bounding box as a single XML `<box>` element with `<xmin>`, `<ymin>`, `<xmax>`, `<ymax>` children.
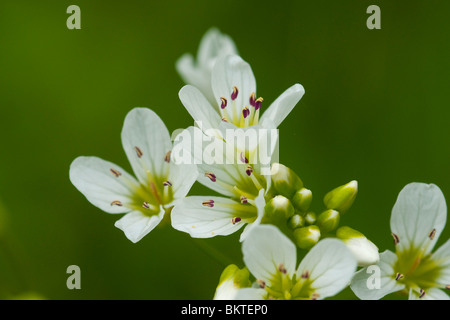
<box><xmin>213</xmin><ymin>264</ymin><xmax>251</xmax><ymax>300</ymax></box>
<box><xmin>293</xmin><ymin>225</ymin><xmax>321</xmax><ymax>250</ymax></box>
<box><xmin>323</xmin><ymin>180</ymin><xmax>358</xmax><ymax>213</ymax></box>
<box><xmin>270</xmin><ymin>163</ymin><xmax>303</xmax><ymax>199</ymax></box>
<box><xmin>264</xmin><ymin>195</ymin><xmax>295</xmax><ymax>223</ymax></box>
<box><xmin>304</xmin><ymin>212</ymin><xmax>316</xmax><ymax>225</ymax></box>
<box><xmin>336</xmin><ymin>226</ymin><xmax>380</xmax><ymax>267</ymax></box>
<box><xmin>316</xmin><ymin>209</ymin><xmax>340</xmax><ymax>234</ymax></box>
<box><xmin>291</xmin><ymin>188</ymin><xmax>312</xmax><ymax>212</ymax></box>
<box><xmin>287</xmin><ymin>214</ymin><xmax>305</xmax><ymax>230</ymax></box>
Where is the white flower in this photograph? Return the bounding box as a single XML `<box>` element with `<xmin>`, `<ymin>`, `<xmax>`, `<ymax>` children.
<box><xmin>69</xmin><ymin>108</ymin><xmax>198</xmax><ymax>243</ymax></box>
<box><xmin>350</xmin><ymin>183</ymin><xmax>450</xmax><ymax>300</ymax></box>
<box><xmin>170</xmin><ymin>126</ymin><xmax>276</xmax><ymax>241</ymax></box>
<box><xmin>176</xmin><ymin>27</ymin><xmax>238</xmax><ymax>106</ymax></box>
<box><xmin>234</xmin><ymin>224</ymin><xmax>357</xmax><ymax>300</ymax></box>
<box><xmin>178</xmin><ymin>54</ymin><xmax>305</xmax><ymax>136</ymax></box>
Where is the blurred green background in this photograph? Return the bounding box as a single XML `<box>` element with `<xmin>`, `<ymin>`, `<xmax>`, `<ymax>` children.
<box><xmin>0</xmin><ymin>0</ymin><xmax>449</xmax><ymax>300</ymax></box>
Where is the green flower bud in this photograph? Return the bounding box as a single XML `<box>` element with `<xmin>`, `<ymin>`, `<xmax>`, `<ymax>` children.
<box><xmin>264</xmin><ymin>195</ymin><xmax>295</xmax><ymax>224</ymax></box>
<box><xmin>316</xmin><ymin>209</ymin><xmax>340</xmax><ymax>234</ymax></box>
<box><xmin>270</xmin><ymin>163</ymin><xmax>303</xmax><ymax>199</ymax></box>
<box><xmin>304</xmin><ymin>212</ymin><xmax>316</xmax><ymax>225</ymax></box>
<box><xmin>293</xmin><ymin>225</ymin><xmax>321</xmax><ymax>250</ymax></box>
<box><xmin>336</xmin><ymin>226</ymin><xmax>380</xmax><ymax>267</ymax></box>
<box><xmin>287</xmin><ymin>214</ymin><xmax>305</xmax><ymax>230</ymax></box>
<box><xmin>213</xmin><ymin>264</ymin><xmax>251</xmax><ymax>300</ymax></box>
<box><xmin>291</xmin><ymin>188</ymin><xmax>312</xmax><ymax>212</ymax></box>
<box><xmin>323</xmin><ymin>180</ymin><xmax>358</xmax><ymax>213</ymax></box>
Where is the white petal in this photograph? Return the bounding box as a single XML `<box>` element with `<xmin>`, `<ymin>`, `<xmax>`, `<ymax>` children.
<box><xmin>114</xmin><ymin>209</ymin><xmax>165</xmax><ymax>243</ymax></box>
<box><xmin>344</xmin><ymin>236</ymin><xmax>380</xmax><ymax>267</ymax></box>
<box><xmin>350</xmin><ymin>250</ymin><xmax>405</xmax><ymax>300</ymax></box>
<box><xmin>69</xmin><ymin>156</ymin><xmax>138</xmax><ymax>214</ymax></box>
<box><xmin>170</xmin><ymin>196</ymin><xmax>256</xmax><ymax>238</ymax></box>
<box><xmin>431</xmin><ymin>239</ymin><xmax>450</xmax><ymax>287</ymax></box>
<box><xmin>167</xmin><ymin>162</ymin><xmax>198</xmax><ymax>203</ymax></box>
<box><xmin>121</xmin><ymin>108</ymin><xmax>172</xmax><ymax>186</ymax></box>
<box><xmin>197</xmin><ymin>28</ymin><xmax>238</xmax><ymax>70</ymax></box>
<box><xmin>296</xmin><ymin>238</ymin><xmax>356</xmax><ymax>299</ymax></box>
<box><xmin>176</xmin><ymin>28</ymin><xmax>238</xmax><ymax>106</ymax></box>
<box><xmin>242</xmin><ymin>224</ymin><xmax>297</xmax><ymax>285</ymax></box>
<box><xmin>211</xmin><ymin>55</ymin><xmax>256</xmax><ymax>118</ymax></box>
<box><xmin>175</xmin><ymin>53</ymin><xmax>210</xmax><ymax>99</ymax></box>
<box><xmin>234</xmin><ymin>288</ymin><xmax>266</xmax><ymax>300</ymax></box>
<box><xmin>259</xmin><ymin>83</ymin><xmax>305</xmax><ymax>129</ymax></box>
<box><xmin>391</xmin><ymin>183</ymin><xmax>447</xmax><ymax>254</ymax></box>
<box><xmin>213</xmin><ymin>279</ymin><xmax>240</xmax><ymax>300</ymax></box>
<box><xmin>178</xmin><ymin>85</ymin><xmax>222</xmax><ymax>133</ymax></box>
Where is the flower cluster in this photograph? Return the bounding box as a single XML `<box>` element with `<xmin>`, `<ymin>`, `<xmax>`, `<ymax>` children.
<box><xmin>69</xmin><ymin>28</ymin><xmax>449</xmax><ymax>300</ymax></box>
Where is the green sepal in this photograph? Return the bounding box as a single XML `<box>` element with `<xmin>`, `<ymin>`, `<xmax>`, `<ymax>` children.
<box><xmin>323</xmin><ymin>180</ymin><xmax>358</xmax><ymax>213</ymax></box>
<box><xmin>293</xmin><ymin>225</ymin><xmax>321</xmax><ymax>250</ymax></box>
<box><xmin>316</xmin><ymin>209</ymin><xmax>340</xmax><ymax>234</ymax></box>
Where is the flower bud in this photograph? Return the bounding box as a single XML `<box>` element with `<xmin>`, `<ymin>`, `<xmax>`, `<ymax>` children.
<box><xmin>304</xmin><ymin>212</ymin><xmax>316</xmax><ymax>225</ymax></box>
<box><xmin>336</xmin><ymin>226</ymin><xmax>380</xmax><ymax>267</ymax></box>
<box><xmin>270</xmin><ymin>163</ymin><xmax>303</xmax><ymax>199</ymax></box>
<box><xmin>291</xmin><ymin>188</ymin><xmax>312</xmax><ymax>212</ymax></box>
<box><xmin>316</xmin><ymin>209</ymin><xmax>340</xmax><ymax>234</ymax></box>
<box><xmin>293</xmin><ymin>225</ymin><xmax>321</xmax><ymax>250</ymax></box>
<box><xmin>213</xmin><ymin>264</ymin><xmax>251</xmax><ymax>300</ymax></box>
<box><xmin>323</xmin><ymin>180</ymin><xmax>358</xmax><ymax>213</ymax></box>
<box><xmin>264</xmin><ymin>195</ymin><xmax>295</xmax><ymax>223</ymax></box>
<box><xmin>287</xmin><ymin>214</ymin><xmax>305</xmax><ymax>230</ymax></box>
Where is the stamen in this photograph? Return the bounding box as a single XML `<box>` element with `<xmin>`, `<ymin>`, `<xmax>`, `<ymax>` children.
<box><xmin>249</xmin><ymin>92</ymin><xmax>256</xmax><ymax>107</ymax></box>
<box><xmin>164</xmin><ymin>151</ymin><xmax>171</xmax><ymax>163</ymax></box>
<box><xmin>142</xmin><ymin>202</ymin><xmax>151</xmax><ymax>209</ymax></box>
<box><xmin>134</xmin><ymin>146</ymin><xmax>143</xmax><ymax>158</ymax></box>
<box><xmin>301</xmin><ymin>270</ymin><xmax>310</xmax><ymax>279</ymax></box>
<box><xmin>242</xmin><ymin>106</ymin><xmax>250</xmax><ymax>119</ymax></box>
<box><xmin>311</xmin><ymin>293</ymin><xmax>320</xmax><ymax>300</ymax></box>
<box><xmin>110</xmin><ymin>168</ymin><xmax>121</xmax><ymax>177</ymax></box>
<box><xmin>245</xmin><ymin>165</ymin><xmax>253</xmax><ymax>176</ymax></box>
<box><xmin>202</xmin><ymin>200</ymin><xmax>215</xmax><ymax>208</ymax></box>
<box><xmin>220</xmin><ymin>97</ymin><xmax>227</xmax><ymax>109</ymax></box>
<box><xmin>257</xmin><ymin>280</ymin><xmax>266</xmax><ymax>289</ymax></box>
<box><xmin>231</xmin><ymin>217</ymin><xmax>242</xmax><ymax>224</ymax></box>
<box><xmin>391</xmin><ymin>233</ymin><xmax>400</xmax><ymax>245</ymax></box>
<box><xmin>445</xmin><ymin>285</ymin><xmax>450</xmax><ymax>290</ymax></box>
<box><xmin>395</xmin><ymin>273</ymin><xmax>404</xmax><ymax>281</ymax></box>
<box><xmin>239</xmin><ymin>152</ymin><xmax>249</xmax><ymax>164</ymax></box>
<box><xmin>419</xmin><ymin>289</ymin><xmax>426</xmax><ymax>299</ymax></box>
<box><xmin>204</xmin><ymin>172</ymin><xmax>217</xmax><ymax>182</ymax></box>
<box><xmin>221</xmin><ymin>117</ymin><xmax>228</xmax><ymax>122</ymax></box>
<box><xmin>231</xmin><ymin>86</ymin><xmax>239</xmax><ymax>100</ymax></box>
<box><xmin>110</xmin><ymin>200</ymin><xmax>122</xmax><ymax>206</ymax></box>
<box><xmin>278</xmin><ymin>264</ymin><xmax>287</xmax><ymax>274</ymax></box>
<box><xmin>255</xmin><ymin>97</ymin><xmax>264</xmax><ymax>110</ymax></box>
<box><xmin>428</xmin><ymin>228</ymin><xmax>436</xmax><ymax>240</ymax></box>
<box><xmin>240</xmin><ymin>196</ymin><xmax>248</xmax><ymax>204</ymax></box>
<box><xmin>163</xmin><ymin>180</ymin><xmax>172</xmax><ymax>187</ymax></box>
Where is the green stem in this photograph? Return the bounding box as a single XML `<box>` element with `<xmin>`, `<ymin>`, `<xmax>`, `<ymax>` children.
<box><xmin>190</xmin><ymin>238</ymin><xmax>235</xmax><ymax>268</ymax></box>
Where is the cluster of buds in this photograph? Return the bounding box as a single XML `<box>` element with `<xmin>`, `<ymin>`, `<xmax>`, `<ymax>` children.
<box><xmin>264</xmin><ymin>163</ymin><xmax>379</xmax><ymax>266</ymax></box>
